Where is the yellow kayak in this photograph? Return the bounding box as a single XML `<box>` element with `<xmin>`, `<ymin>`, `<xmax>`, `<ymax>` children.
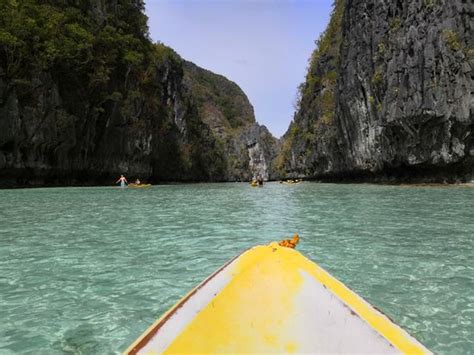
<box><xmin>125</xmin><ymin>237</ymin><xmax>431</xmax><ymax>354</ymax></box>
<box><xmin>250</xmin><ymin>180</ymin><xmax>264</xmax><ymax>187</ymax></box>
<box><xmin>128</xmin><ymin>184</ymin><xmax>151</xmax><ymax>188</ymax></box>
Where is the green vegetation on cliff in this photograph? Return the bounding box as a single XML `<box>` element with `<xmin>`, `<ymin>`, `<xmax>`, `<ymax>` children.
<box><xmin>0</xmin><ymin>0</ymin><xmax>276</xmax><ymax>186</ymax></box>
<box><xmin>0</xmin><ymin>0</ymin><xmax>227</xmax><ymax>184</ymax></box>
<box><xmin>183</xmin><ymin>61</ymin><xmax>255</xmax><ymax>130</ymax></box>
<box><xmin>300</xmin><ymin>0</ymin><xmax>344</xmax><ymax>105</ymax></box>
<box><xmin>0</xmin><ymin>0</ymin><xmax>149</xmax><ymax>90</ymax></box>
<box><xmin>276</xmin><ymin>0</ymin><xmax>345</xmax><ymax>177</ymax></box>
<box><xmin>183</xmin><ymin>61</ymin><xmax>278</xmax><ymax>181</ymax></box>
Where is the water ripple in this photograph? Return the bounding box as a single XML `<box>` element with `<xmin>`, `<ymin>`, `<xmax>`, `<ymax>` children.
<box><xmin>0</xmin><ymin>183</ymin><xmax>473</xmax><ymax>354</ymax></box>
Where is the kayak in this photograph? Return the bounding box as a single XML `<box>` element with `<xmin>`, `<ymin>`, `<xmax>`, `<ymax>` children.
<box><xmin>128</xmin><ymin>184</ymin><xmax>151</xmax><ymax>188</ymax></box>
<box><xmin>125</xmin><ymin>237</ymin><xmax>431</xmax><ymax>354</ymax></box>
<box><xmin>281</xmin><ymin>179</ymin><xmax>302</xmax><ymax>185</ymax></box>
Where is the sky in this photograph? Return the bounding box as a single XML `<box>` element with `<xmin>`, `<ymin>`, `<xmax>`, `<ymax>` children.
<box><xmin>145</xmin><ymin>0</ymin><xmax>333</xmax><ymax>138</ymax></box>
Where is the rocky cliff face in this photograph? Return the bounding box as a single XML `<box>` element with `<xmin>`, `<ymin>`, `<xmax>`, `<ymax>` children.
<box><xmin>183</xmin><ymin>61</ymin><xmax>278</xmax><ymax>181</ymax></box>
<box><xmin>278</xmin><ymin>0</ymin><xmax>473</xmax><ymax>182</ymax></box>
<box><xmin>0</xmin><ymin>0</ymin><xmax>277</xmax><ymax>187</ymax></box>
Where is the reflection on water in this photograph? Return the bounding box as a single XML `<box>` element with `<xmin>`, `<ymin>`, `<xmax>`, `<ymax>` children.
<box><xmin>0</xmin><ymin>183</ymin><xmax>473</xmax><ymax>354</ymax></box>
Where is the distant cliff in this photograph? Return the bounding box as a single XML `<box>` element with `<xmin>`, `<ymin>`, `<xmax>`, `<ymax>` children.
<box><xmin>183</xmin><ymin>61</ymin><xmax>278</xmax><ymax>181</ymax></box>
<box><xmin>0</xmin><ymin>0</ymin><xmax>277</xmax><ymax>187</ymax></box>
<box><xmin>277</xmin><ymin>0</ymin><xmax>473</xmax><ymax>182</ymax></box>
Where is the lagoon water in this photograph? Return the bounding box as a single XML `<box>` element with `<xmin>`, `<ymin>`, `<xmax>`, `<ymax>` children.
<box><xmin>0</xmin><ymin>183</ymin><xmax>473</xmax><ymax>354</ymax></box>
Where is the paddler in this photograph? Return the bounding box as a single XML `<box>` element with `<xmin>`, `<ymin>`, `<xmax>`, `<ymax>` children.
<box><xmin>116</xmin><ymin>174</ymin><xmax>128</xmax><ymax>188</ymax></box>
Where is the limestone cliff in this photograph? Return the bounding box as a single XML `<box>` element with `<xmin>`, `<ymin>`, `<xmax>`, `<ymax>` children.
<box><xmin>278</xmin><ymin>0</ymin><xmax>473</xmax><ymax>182</ymax></box>
<box><xmin>183</xmin><ymin>61</ymin><xmax>278</xmax><ymax>181</ymax></box>
<box><xmin>0</xmin><ymin>0</ymin><xmax>277</xmax><ymax>187</ymax></box>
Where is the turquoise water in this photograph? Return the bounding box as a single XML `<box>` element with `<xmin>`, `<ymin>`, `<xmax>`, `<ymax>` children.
<box><xmin>0</xmin><ymin>183</ymin><xmax>473</xmax><ymax>354</ymax></box>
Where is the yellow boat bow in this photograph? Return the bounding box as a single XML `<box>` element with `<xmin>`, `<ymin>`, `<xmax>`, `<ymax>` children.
<box><xmin>126</xmin><ymin>239</ymin><xmax>430</xmax><ymax>354</ymax></box>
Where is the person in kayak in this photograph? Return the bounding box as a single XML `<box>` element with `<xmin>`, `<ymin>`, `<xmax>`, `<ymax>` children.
<box><xmin>116</xmin><ymin>174</ymin><xmax>128</xmax><ymax>188</ymax></box>
<box><xmin>135</xmin><ymin>178</ymin><xmax>141</xmax><ymax>185</ymax></box>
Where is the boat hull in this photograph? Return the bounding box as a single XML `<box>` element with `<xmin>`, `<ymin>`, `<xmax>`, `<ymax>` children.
<box><xmin>126</xmin><ymin>243</ymin><xmax>430</xmax><ymax>354</ymax></box>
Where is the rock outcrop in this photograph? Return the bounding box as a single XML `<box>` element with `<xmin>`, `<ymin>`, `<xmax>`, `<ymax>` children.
<box><xmin>183</xmin><ymin>61</ymin><xmax>278</xmax><ymax>181</ymax></box>
<box><xmin>278</xmin><ymin>0</ymin><xmax>473</xmax><ymax>183</ymax></box>
<box><xmin>0</xmin><ymin>0</ymin><xmax>277</xmax><ymax>187</ymax></box>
